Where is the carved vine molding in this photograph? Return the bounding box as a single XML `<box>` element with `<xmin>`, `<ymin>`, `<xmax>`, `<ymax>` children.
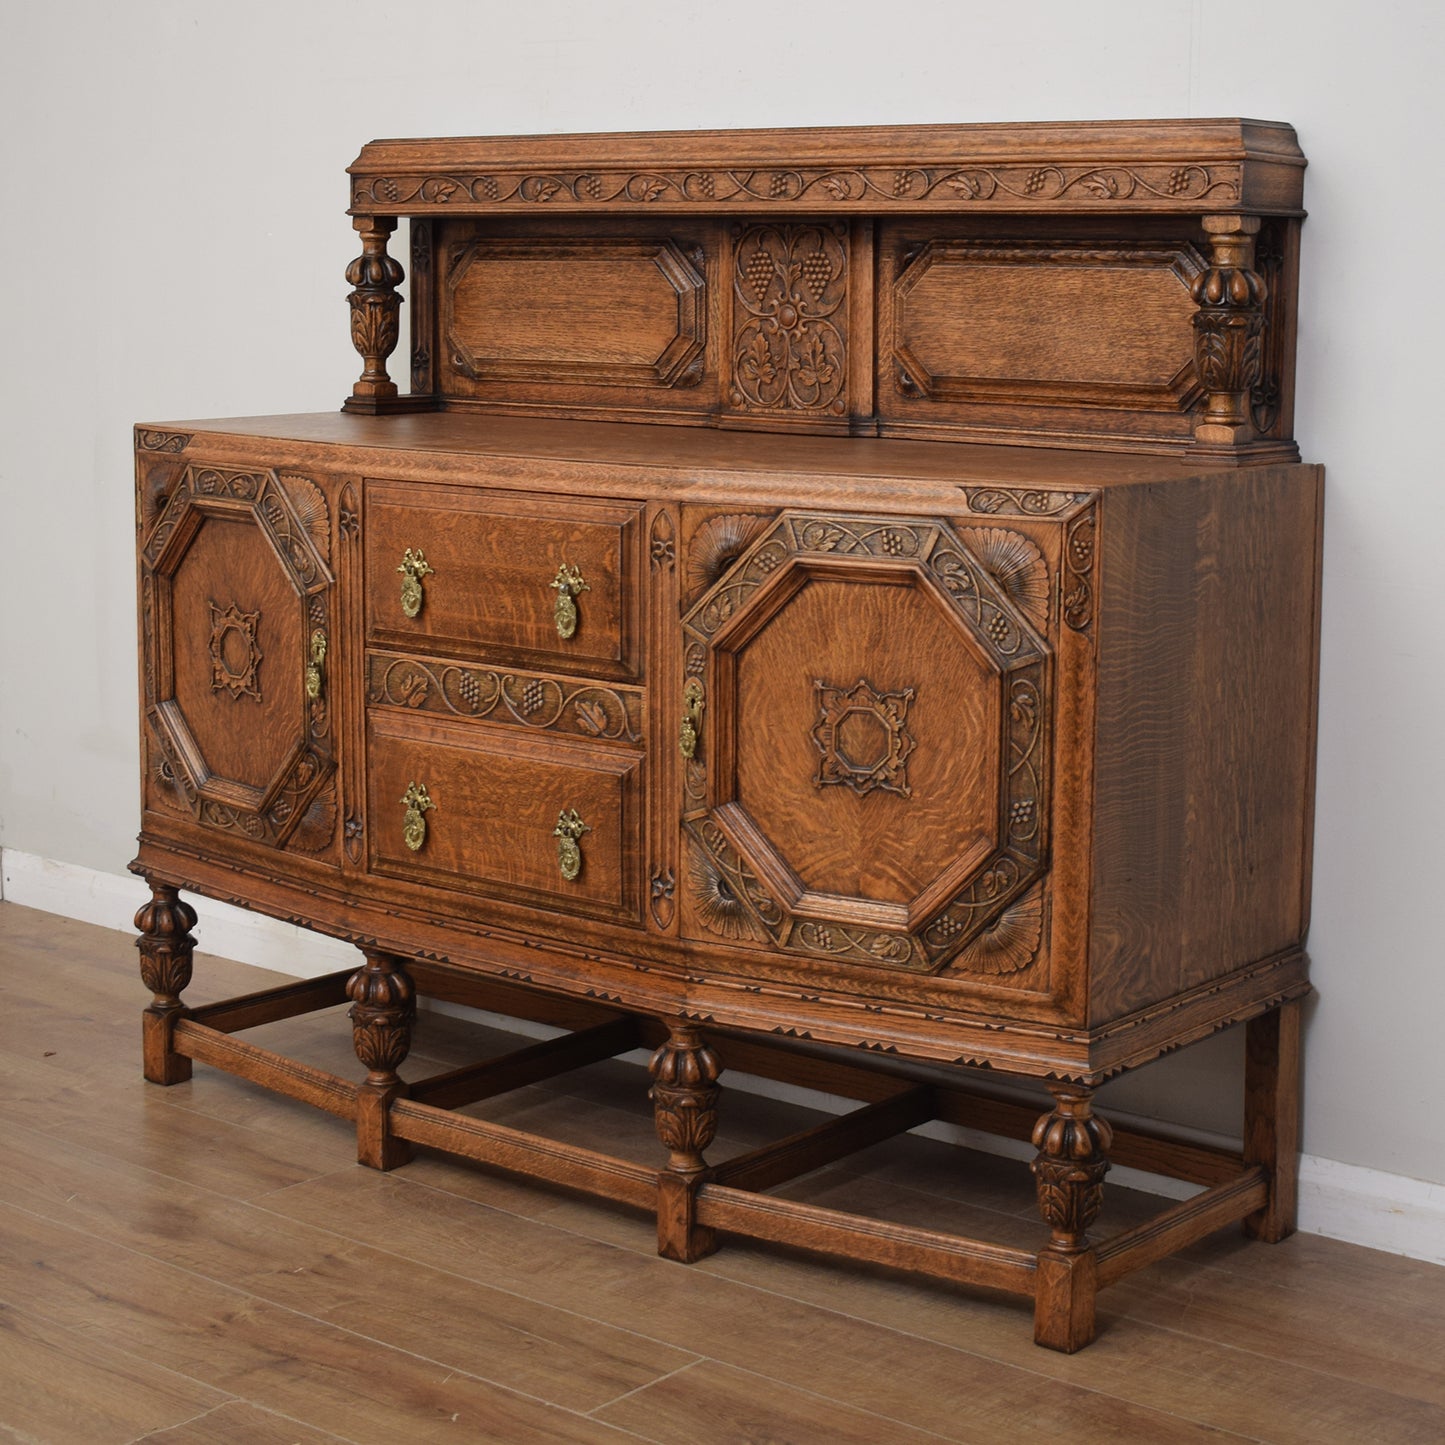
<box><xmin>353</xmin><ymin>163</ymin><xmax>1243</xmax><ymax>212</ymax></box>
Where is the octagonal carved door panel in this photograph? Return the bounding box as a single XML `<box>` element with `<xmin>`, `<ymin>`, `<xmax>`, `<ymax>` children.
<box><xmin>680</xmin><ymin>511</ymin><xmax>1051</xmax><ymax>979</ymax></box>
<box><xmin>139</xmin><ymin>465</ymin><xmax>338</xmax><ymax>854</ymax></box>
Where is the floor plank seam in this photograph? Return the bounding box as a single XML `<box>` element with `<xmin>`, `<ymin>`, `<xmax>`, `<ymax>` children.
<box><xmin>584</xmin><ymin>1358</ymin><xmax>705</xmax><ymax>1417</ymax></box>
<box><xmin>245</xmin><ymin>1169</ymin><xmax>1161</xmax><ymax>1426</ymax></box>
<box><xmin>0</xmin><ymin>1285</ymin><xmax>241</xmax><ymax>1418</ymax></box>
<box><xmin>244</xmin><ymin>1175</ymin><xmax>714</xmax><ymax>1362</ymax></box>
<box><xmin>0</xmin><ymin>1195</ymin><xmax>659</xmax><ymax>1432</ymax></box>
<box><xmin>1109</xmin><ymin>1299</ymin><xmax>1445</xmax><ymax>1414</ymax></box>
<box><xmin>613</xmin><ymin>1355</ymin><xmax>969</xmax><ymax>1444</ymax></box>
<box><xmin>125</xmin><ymin>1402</ymin><xmax>242</xmax><ymax>1445</ymax></box>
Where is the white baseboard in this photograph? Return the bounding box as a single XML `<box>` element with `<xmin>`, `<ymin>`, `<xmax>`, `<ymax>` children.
<box><xmin>4</xmin><ymin>846</ymin><xmax>1443</xmax><ymax>1268</ymax></box>
<box><xmin>0</xmin><ymin>846</ymin><xmax>356</xmax><ymax>977</ymax></box>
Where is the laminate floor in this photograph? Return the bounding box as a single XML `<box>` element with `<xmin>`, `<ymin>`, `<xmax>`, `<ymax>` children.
<box><xmin>1</xmin><ymin>900</ymin><xmax>1441</xmax><ymax>1444</ymax></box>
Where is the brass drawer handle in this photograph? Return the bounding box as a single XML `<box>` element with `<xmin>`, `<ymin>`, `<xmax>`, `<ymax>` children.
<box><xmin>550</xmin><ymin>563</ymin><xmax>590</xmax><ymax>640</ymax></box>
<box><xmin>553</xmin><ymin>808</ymin><xmax>591</xmax><ymax>881</ymax></box>
<box><xmin>305</xmin><ymin>630</ymin><xmax>327</xmax><ymax>701</ymax></box>
<box><xmin>397</xmin><ymin>548</ymin><xmax>435</xmax><ymax>618</ymax></box>
<box><xmin>401</xmin><ymin>781</ymin><xmax>435</xmax><ymax>852</ymax></box>
<box><xmin>678</xmin><ymin>678</ymin><xmax>704</xmax><ymax>759</ymax></box>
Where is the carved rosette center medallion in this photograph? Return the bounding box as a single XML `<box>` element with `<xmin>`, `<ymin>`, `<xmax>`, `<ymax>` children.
<box><xmin>208</xmin><ymin>601</ymin><xmax>263</xmax><ymax>700</ymax></box>
<box><xmin>812</xmin><ymin>678</ymin><xmax>915</xmax><ymax>796</ymax></box>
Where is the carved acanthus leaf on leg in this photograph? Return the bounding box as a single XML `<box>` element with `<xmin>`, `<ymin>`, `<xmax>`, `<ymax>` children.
<box><xmin>1031</xmin><ymin>1086</ymin><xmax>1112</xmax><ymax>1251</ymax></box>
<box><xmin>135</xmin><ymin>884</ymin><xmax>198</xmax><ymax>1007</ymax></box>
<box><xmin>649</xmin><ymin>1023</ymin><xmax>721</xmax><ymax>1175</ymax></box>
<box><xmin>347</xmin><ymin>949</ymin><xmax>416</xmax><ymax>1087</ymax></box>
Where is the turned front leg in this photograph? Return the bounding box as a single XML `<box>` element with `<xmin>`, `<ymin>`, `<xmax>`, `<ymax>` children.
<box><xmin>135</xmin><ymin>881</ymin><xmax>197</xmax><ymax>1085</ymax></box>
<box><xmin>649</xmin><ymin>1022</ymin><xmax>721</xmax><ymax>1262</ymax></box>
<box><xmin>1031</xmin><ymin>1085</ymin><xmax>1112</xmax><ymax>1352</ymax></box>
<box><xmin>347</xmin><ymin>949</ymin><xmax>415</xmax><ymax>1170</ymax></box>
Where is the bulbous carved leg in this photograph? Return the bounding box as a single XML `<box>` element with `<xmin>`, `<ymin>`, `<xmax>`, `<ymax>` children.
<box><xmin>347</xmin><ymin>949</ymin><xmax>415</xmax><ymax>1170</ymax></box>
<box><xmin>135</xmin><ymin>882</ymin><xmax>197</xmax><ymax>1085</ymax></box>
<box><xmin>1030</xmin><ymin>1085</ymin><xmax>1112</xmax><ymax>1352</ymax></box>
<box><xmin>649</xmin><ymin>1022</ymin><xmax>722</xmax><ymax>1262</ymax></box>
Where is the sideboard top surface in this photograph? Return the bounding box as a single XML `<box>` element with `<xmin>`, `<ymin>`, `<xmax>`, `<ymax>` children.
<box><xmin>138</xmin><ymin>412</ymin><xmax>1264</xmax><ymax>492</ymax></box>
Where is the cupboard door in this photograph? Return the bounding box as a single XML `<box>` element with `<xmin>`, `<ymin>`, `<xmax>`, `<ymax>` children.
<box><xmin>139</xmin><ymin>465</ymin><xmax>337</xmax><ymax>854</ymax></box>
<box><xmin>679</xmin><ymin>511</ymin><xmax>1051</xmax><ymax>980</ymax></box>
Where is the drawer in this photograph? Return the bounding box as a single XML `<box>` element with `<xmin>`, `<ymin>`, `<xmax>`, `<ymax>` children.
<box><xmin>366</xmin><ymin>710</ymin><xmax>643</xmax><ymax>923</ymax></box>
<box><xmin>365</xmin><ymin>480</ymin><xmax>643</xmax><ymax>679</ymax></box>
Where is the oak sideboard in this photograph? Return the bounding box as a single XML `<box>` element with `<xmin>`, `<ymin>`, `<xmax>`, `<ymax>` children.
<box><xmin>133</xmin><ymin>119</ymin><xmax>1321</xmax><ymax>1351</ymax></box>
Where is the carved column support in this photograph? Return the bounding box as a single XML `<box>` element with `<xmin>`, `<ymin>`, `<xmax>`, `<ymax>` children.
<box><xmin>1030</xmin><ymin>1084</ymin><xmax>1112</xmax><ymax>1352</ymax></box>
<box><xmin>135</xmin><ymin>881</ymin><xmax>197</xmax><ymax>1085</ymax></box>
<box><xmin>343</xmin><ymin>215</ymin><xmax>404</xmax><ymax>412</ymax></box>
<box><xmin>346</xmin><ymin>948</ymin><xmax>415</xmax><ymax>1169</ymax></box>
<box><xmin>649</xmin><ymin>1021</ymin><xmax>722</xmax><ymax>1262</ymax></box>
<box><xmin>1191</xmin><ymin>214</ymin><xmax>1267</xmax><ymax>449</ymax></box>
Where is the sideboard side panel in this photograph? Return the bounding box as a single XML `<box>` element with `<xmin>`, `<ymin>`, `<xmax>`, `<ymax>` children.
<box><xmin>1089</xmin><ymin>465</ymin><xmax>1323</xmax><ymax>1025</ymax></box>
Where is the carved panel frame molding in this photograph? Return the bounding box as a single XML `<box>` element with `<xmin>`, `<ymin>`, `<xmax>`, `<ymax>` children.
<box><xmin>681</xmin><ymin>510</ymin><xmax>1053</xmax><ymax>976</ymax></box>
<box><xmin>141</xmin><ymin>466</ymin><xmax>336</xmax><ymax>849</ymax></box>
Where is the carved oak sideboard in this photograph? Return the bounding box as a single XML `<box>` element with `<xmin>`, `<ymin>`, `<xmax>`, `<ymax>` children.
<box><xmin>133</xmin><ymin>120</ymin><xmax>1321</xmax><ymax>1351</ymax></box>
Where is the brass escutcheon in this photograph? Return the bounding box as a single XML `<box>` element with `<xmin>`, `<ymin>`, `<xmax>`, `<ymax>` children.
<box><xmin>397</xmin><ymin>548</ymin><xmax>435</xmax><ymax>618</ymax></box>
<box><xmin>678</xmin><ymin>677</ymin><xmax>705</xmax><ymax>759</ymax></box>
<box><xmin>401</xmin><ymin>780</ymin><xmax>435</xmax><ymax>852</ymax></box>
<box><xmin>550</xmin><ymin>563</ymin><xmax>590</xmax><ymax>640</ymax></box>
<box><xmin>305</xmin><ymin>629</ymin><xmax>328</xmax><ymax>701</ymax></box>
<box><xmin>553</xmin><ymin>808</ymin><xmax>591</xmax><ymax>881</ymax></box>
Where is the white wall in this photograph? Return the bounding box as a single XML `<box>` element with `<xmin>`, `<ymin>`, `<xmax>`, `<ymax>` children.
<box><xmin>2</xmin><ymin>1</ymin><xmax>1442</xmax><ymax>1192</ymax></box>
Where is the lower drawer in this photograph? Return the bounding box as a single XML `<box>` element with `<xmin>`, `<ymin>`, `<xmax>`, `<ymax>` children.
<box><xmin>366</xmin><ymin>710</ymin><xmax>643</xmax><ymax>923</ymax></box>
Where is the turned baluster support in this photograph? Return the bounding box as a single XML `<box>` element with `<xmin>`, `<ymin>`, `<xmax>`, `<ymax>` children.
<box><xmin>135</xmin><ymin>881</ymin><xmax>198</xmax><ymax>1085</ymax></box>
<box><xmin>1030</xmin><ymin>1084</ymin><xmax>1112</xmax><ymax>1352</ymax></box>
<box><xmin>649</xmin><ymin>1021</ymin><xmax>722</xmax><ymax>1262</ymax></box>
<box><xmin>347</xmin><ymin>948</ymin><xmax>415</xmax><ymax>1170</ymax></box>
<box><xmin>1191</xmin><ymin>214</ymin><xmax>1267</xmax><ymax>452</ymax></box>
<box><xmin>343</xmin><ymin>215</ymin><xmax>404</xmax><ymax>413</ymax></box>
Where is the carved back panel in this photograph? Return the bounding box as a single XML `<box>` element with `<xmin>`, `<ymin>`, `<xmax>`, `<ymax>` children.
<box><xmin>364</xmin><ymin>121</ymin><xmax>1305</xmax><ymax>461</ymax></box>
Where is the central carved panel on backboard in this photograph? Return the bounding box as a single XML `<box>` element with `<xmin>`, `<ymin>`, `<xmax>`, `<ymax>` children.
<box><xmin>728</xmin><ymin>223</ymin><xmax>848</xmax><ymax>419</ymax></box>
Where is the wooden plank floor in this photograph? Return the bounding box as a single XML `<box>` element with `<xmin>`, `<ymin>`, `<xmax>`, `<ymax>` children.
<box><xmin>1</xmin><ymin>901</ymin><xmax>1442</xmax><ymax>1444</ymax></box>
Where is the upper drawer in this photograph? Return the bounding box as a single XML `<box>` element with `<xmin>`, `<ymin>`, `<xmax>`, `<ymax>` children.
<box><xmin>365</xmin><ymin>480</ymin><xmax>644</xmax><ymax>679</ymax></box>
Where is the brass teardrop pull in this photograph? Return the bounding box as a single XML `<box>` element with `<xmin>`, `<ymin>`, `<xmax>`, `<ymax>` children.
<box><xmin>401</xmin><ymin>781</ymin><xmax>435</xmax><ymax>852</ymax></box>
<box><xmin>678</xmin><ymin>678</ymin><xmax>705</xmax><ymax>759</ymax></box>
<box><xmin>550</xmin><ymin>563</ymin><xmax>589</xmax><ymax>640</ymax></box>
<box><xmin>305</xmin><ymin>629</ymin><xmax>328</xmax><ymax>701</ymax></box>
<box><xmin>553</xmin><ymin>808</ymin><xmax>591</xmax><ymax>881</ymax></box>
<box><xmin>397</xmin><ymin>548</ymin><xmax>435</xmax><ymax>618</ymax></box>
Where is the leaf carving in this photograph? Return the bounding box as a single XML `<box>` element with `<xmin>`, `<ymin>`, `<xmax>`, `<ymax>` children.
<box><xmin>574</xmin><ymin>699</ymin><xmax>609</xmax><ymax>736</ymax></box>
